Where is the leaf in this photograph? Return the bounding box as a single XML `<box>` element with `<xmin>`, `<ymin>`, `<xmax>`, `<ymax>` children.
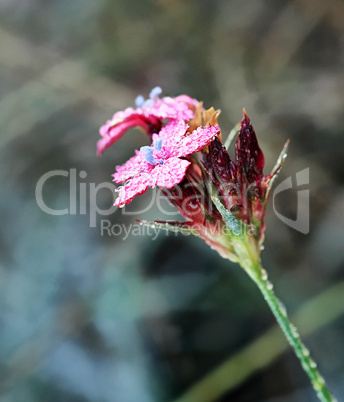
<box><xmin>223</xmin><ymin>122</ymin><xmax>240</xmax><ymax>150</ymax></box>
<box><xmin>264</xmin><ymin>139</ymin><xmax>290</xmax><ymax>200</ymax></box>
<box><xmin>211</xmin><ymin>196</ymin><xmax>242</xmax><ymax>237</ymax></box>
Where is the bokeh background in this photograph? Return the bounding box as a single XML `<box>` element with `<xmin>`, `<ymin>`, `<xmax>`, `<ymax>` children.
<box><xmin>1</xmin><ymin>1</ymin><xmax>344</xmax><ymax>401</ymax></box>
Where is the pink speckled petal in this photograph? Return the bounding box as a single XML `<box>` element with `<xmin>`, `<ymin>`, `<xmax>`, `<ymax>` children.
<box><xmin>171</xmin><ymin>125</ymin><xmax>220</xmax><ymax>158</ymax></box>
<box><xmin>98</xmin><ymin>94</ymin><xmax>198</xmax><ymax>155</ymax></box>
<box><xmin>145</xmin><ymin>97</ymin><xmax>195</xmax><ymax>121</ymax></box>
<box><xmin>158</xmin><ymin>120</ymin><xmax>188</xmax><ymax>140</ymax></box>
<box><xmin>109</xmin><ymin>97</ymin><xmax>194</xmax><ymax>124</ymax></box>
<box><xmin>114</xmin><ymin>172</ymin><xmax>153</xmax><ymax>208</ymax></box>
<box><xmin>154</xmin><ymin>120</ymin><xmax>189</xmax><ymax>159</ymax></box>
<box><xmin>174</xmin><ymin>95</ymin><xmax>199</xmax><ymax>109</ymax></box>
<box><xmin>112</xmin><ymin>151</ymin><xmax>152</xmax><ymax>183</ymax></box>
<box><xmin>151</xmin><ymin>158</ymin><xmax>191</xmax><ymax>189</ymax></box>
<box><xmin>97</xmin><ymin>117</ymin><xmax>150</xmax><ymax>156</ymax></box>
<box><xmin>110</xmin><ymin>107</ymin><xmax>137</xmax><ymax>123</ymax></box>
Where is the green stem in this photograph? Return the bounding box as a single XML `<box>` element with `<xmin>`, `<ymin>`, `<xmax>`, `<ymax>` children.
<box><xmin>244</xmin><ymin>261</ymin><xmax>336</xmax><ymax>402</ymax></box>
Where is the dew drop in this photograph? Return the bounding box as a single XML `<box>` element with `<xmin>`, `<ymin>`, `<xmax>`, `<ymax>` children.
<box><xmin>151</xmin><ymin>224</ymin><xmax>156</xmax><ymax>229</ymax></box>
<box><xmin>261</xmin><ymin>268</ymin><xmax>268</xmax><ymax>281</ymax></box>
<box><xmin>302</xmin><ymin>346</ymin><xmax>310</xmax><ymax>357</ymax></box>
<box><xmin>290</xmin><ymin>324</ymin><xmax>299</xmax><ymax>338</ymax></box>
<box><xmin>310</xmin><ymin>360</ymin><xmax>317</xmax><ymax>369</ymax></box>
<box><xmin>278</xmin><ymin>301</ymin><xmax>287</xmax><ymax>317</ymax></box>
<box><xmin>260</xmin><ymin>245</ymin><xmax>265</xmax><ymax>251</ymax></box>
<box><xmin>266</xmin><ymin>281</ymin><xmax>273</xmax><ymax>290</ymax></box>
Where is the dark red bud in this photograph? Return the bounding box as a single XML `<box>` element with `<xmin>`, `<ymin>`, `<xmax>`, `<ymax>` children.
<box><xmin>235</xmin><ymin>110</ymin><xmax>265</xmax><ymax>185</ymax></box>
<box><xmin>209</xmin><ymin>137</ymin><xmax>237</xmax><ymax>186</ymax></box>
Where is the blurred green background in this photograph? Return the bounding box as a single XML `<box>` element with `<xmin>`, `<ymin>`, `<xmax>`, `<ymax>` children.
<box><xmin>1</xmin><ymin>1</ymin><xmax>344</xmax><ymax>401</ymax></box>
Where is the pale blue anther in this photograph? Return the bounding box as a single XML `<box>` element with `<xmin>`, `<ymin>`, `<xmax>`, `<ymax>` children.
<box><xmin>135</xmin><ymin>95</ymin><xmax>145</xmax><ymax>107</ymax></box>
<box><xmin>143</xmin><ymin>99</ymin><xmax>154</xmax><ymax>107</ymax></box>
<box><xmin>140</xmin><ymin>146</ymin><xmax>158</xmax><ymax>165</ymax></box>
<box><xmin>149</xmin><ymin>86</ymin><xmax>162</xmax><ymax>99</ymax></box>
<box><xmin>135</xmin><ymin>87</ymin><xmax>162</xmax><ymax>108</ymax></box>
<box><xmin>154</xmin><ymin>138</ymin><xmax>163</xmax><ymax>151</ymax></box>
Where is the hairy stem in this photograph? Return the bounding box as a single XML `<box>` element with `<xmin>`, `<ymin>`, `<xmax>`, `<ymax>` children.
<box><xmin>244</xmin><ymin>261</ymin><xmax>336</xmax><ymax>402</ymax></box>
<box><xmin>174</xmin><ymin>280</ymin><xmax>344</xmax><ymax>402</ymax></box>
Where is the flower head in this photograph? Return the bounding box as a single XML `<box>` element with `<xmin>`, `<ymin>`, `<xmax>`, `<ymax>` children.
<box><xmin>98</xmin><ymin>89</ymin><xmax>288</xmax><ymax>263</ymax></box>
<box><xmin>97</xmin><ymin>87</ymin><xmax>198</xmax><ymax>155</ymax></box>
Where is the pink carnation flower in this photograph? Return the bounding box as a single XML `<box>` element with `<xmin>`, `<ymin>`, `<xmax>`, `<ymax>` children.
<box><xmin>113</xmin><ymin>121</ymin><xmax>220</xmax><ymax>207</ymax></box>
<box><xmin>97</xmin><ymin>87</ymin><xmax>198</xmax><ymax>156</ymax></box>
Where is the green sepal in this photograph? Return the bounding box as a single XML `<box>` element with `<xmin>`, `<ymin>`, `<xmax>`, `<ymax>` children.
<box><xmin>264</xmin><ymin>139</ymin><xmax>290</xmax><ymax>200</ymax></box>
<box><xmin>211</xmin><ymin>196</ymin><xmax>242</xmax><ymax>237</ymax></box>
<box><xmin>223</xmin><ymin>122</ymin><xmax>240</xmax><ymax>150</ymax></box>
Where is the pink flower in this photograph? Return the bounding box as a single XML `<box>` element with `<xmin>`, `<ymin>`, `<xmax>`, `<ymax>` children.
<box><xmin>113</xmin><ymin>121</ymin><xmax>220</xmax><ymax>207</ymax></box>
<box><xmin>97</xmin><ymin>87</ymin><xmax>198</xmax><ymax>156</ymax></box>
<box><xmin>97</xmin><ymin>89</ymin><xmax>289</xmax><ymax>263</ymax></box>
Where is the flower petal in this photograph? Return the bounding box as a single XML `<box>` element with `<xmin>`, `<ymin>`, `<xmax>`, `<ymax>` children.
<box><xmin>112</xmin><ymin>151</ymin><xmax>151</xmax><ymax>183</ymax></box>
<box><xmin>158</xmin><ymin>120</ymin><xmax>189</xmax><ymax>141</ymax></box>
<box><xmin>171</xmin><ymin>125</ymin><xmax>220</xmax><ymax>158</ymax></box>
<box><xmin>148</xmin><ymin>96</ymin><xmax>195</xmax><ymax>121</ymax></box>
<box><xmin>151</xmin><ymin>157</ymin><xmax>191</xmax><ymax>189</ymax></box>
<box><xmin>97</xmin><ymin>116</ymin><xmax>151</xmax><ymax>156</ymax></box>
<box><xmin>114</xmin><ymin>172</ymin><xmax>153</xmax><ymax>208</ymax></box>
<box><xmin>98</xmin><ymin>95</ymin><xmax>197</xmax><ymax>155</ymax></box>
